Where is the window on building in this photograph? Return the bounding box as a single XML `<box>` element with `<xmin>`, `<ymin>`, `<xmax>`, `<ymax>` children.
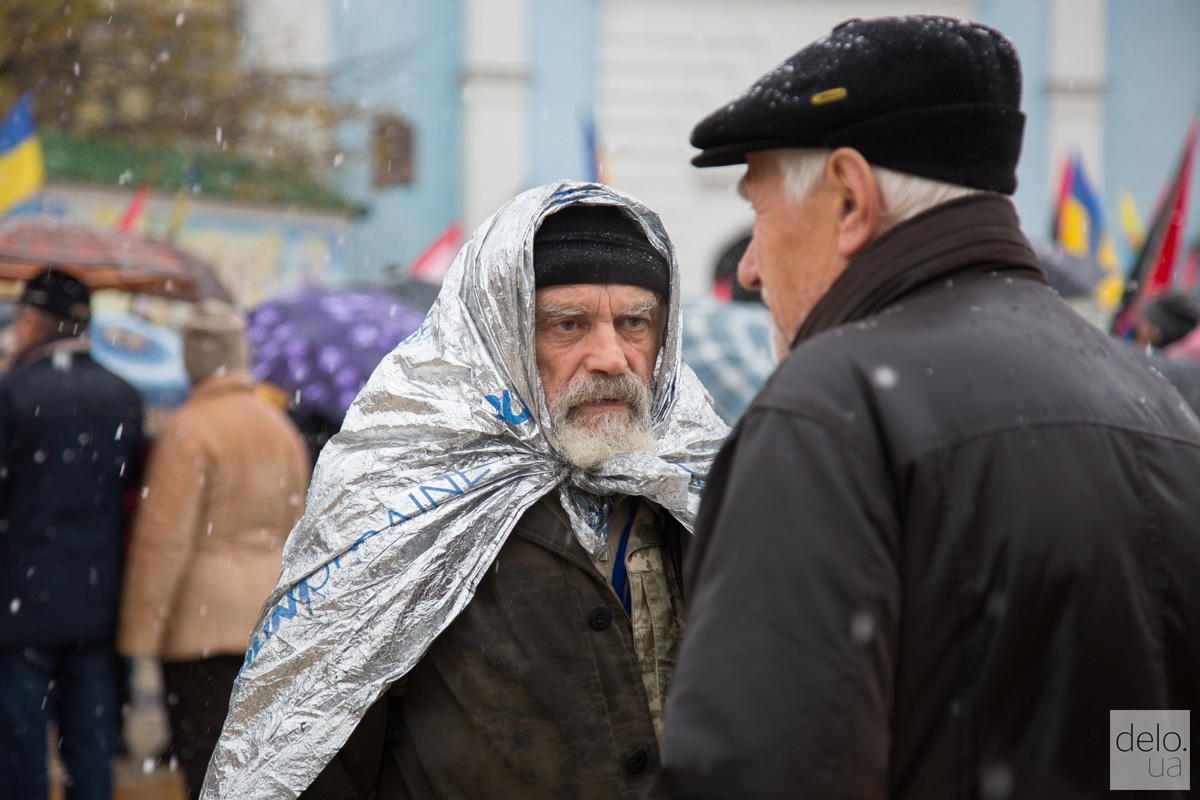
<box><xmin>373</xmin><ymin>114</ymin><xmax>415</xmax><ymax>188</ymax></box>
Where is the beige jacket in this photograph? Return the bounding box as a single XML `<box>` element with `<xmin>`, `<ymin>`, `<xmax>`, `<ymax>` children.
<box><xmin>117</xmin><ymin>371</ymin><xmax>310</xmax><ymax>661</ymax></box>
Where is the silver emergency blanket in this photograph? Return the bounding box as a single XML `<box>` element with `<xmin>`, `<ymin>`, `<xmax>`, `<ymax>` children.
<box><xmin>201</xmin><ymin>182</ymin><xmax>729</xmax><ymax>799</ymax></box>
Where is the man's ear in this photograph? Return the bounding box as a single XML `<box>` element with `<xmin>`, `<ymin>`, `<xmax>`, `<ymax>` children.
<box><xmin>826</xmin><ymin>148</ymin><xmax>881</xmax><ymax>259</ymax></box>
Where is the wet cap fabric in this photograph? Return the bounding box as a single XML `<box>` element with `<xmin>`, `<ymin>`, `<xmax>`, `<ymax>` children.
<box><xmin>20</xmin><ymin>267</ymin><xmax>91</xmax><ymax>323</ymax></box>
<box><xmin>533</xmin><ymin>204</ymin><xmax>670</xmax><ymax>299</ymax></box>
<box><xmin>690</xmin><ymin>15</ymin><xmax>1026</xmax><ymax>194</ymax></box>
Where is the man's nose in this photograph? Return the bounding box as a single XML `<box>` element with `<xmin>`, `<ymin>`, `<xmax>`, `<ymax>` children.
<box><xmin>738</xmin><ymin>238</ymin><xmax>762</xmax><ymax>292</ymax></box>
<box><xmin>583</xmin><ymin>324</ymin><xmax>629</xmax><ymax>376</ymax></box>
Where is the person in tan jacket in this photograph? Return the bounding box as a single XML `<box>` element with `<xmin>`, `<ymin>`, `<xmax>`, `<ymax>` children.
<box><xmin>117</xmin><ymin>300</ymin><xmax>309</xmax><ymax>799</ymax></box>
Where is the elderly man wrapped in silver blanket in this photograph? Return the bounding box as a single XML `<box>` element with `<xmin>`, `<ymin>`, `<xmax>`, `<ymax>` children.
<box><xmin>200</xmin><ymin>182</ymin><xmax>729</xmax><ymax>800</ymax></box>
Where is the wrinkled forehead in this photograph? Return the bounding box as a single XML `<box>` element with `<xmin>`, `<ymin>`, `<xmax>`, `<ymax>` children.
<box><xmin>534</xmin><ymin>283</ymin><xmax>663</xmax><ymax>316</ymax></box>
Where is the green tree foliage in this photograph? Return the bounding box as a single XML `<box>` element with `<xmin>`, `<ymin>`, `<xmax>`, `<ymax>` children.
<box><xmin>0</xmin><ymin>0</ymin><xmax>98</xmax><ymax>126</ymax></box>
<box><xmin>0</xmin><ymin>0</ymin><xmax>342</xmax><ymax>165</ymax></box>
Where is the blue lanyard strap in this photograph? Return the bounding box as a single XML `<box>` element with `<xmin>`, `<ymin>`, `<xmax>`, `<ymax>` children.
<box><xmin>610</xmin><ymin>497</ymin><xmax>641</xmax><ymax>615</ymax></box>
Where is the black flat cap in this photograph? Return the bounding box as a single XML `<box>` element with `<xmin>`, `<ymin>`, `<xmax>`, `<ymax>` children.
<box><xmin>20</xmin><ymin>267</ymin><xmax>91</xmax><ymax>323</ymax></box>
<box><xmin>690</xmin><ymin>16</ymin><xmax>1025</xmax><ymax>194</ymax></box>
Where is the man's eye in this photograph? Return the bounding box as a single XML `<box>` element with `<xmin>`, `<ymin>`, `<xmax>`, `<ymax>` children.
<box><xmin>553</xmin><ymin>319</ymin><xmax>578</xmax><ymax>332</ymax></box>
<box><xmin>623</xmin><ymin>317</ymin><xmax>649</xmax><ymax>330</ymax></box>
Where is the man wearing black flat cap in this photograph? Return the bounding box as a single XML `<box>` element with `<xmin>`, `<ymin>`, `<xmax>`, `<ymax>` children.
<box><xmin>660</xmin><ymin>16</ymin><xmax>1200</xmax><ymax>798</ymax></box>
<box><xmin>0</xmin><ymin>268</ymin><xmax>144</xmax><ymax>799</ymax></box>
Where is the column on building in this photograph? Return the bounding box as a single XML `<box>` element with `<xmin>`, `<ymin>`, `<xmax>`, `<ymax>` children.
<box><xmin>462</xmin><ymin>0</ymin><xmax>531</xmax><ymax>230</ymax></box>
<box><xmin>1047</xmin><ymin>0</ymin><xmax>1108</xmax><ymax>183</ymax></box>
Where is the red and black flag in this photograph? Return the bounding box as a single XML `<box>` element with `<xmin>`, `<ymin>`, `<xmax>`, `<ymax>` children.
<box><xmin>1112</xmin><ymin>115</ymin><xmax>1199</xmax><ymax>335</ymax></box>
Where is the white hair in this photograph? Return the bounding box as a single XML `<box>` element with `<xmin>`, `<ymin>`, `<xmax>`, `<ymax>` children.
<box><xmin>773</xmin><ymin>148</ymin><xmax>981</xmax><ymax>230</ymax></box>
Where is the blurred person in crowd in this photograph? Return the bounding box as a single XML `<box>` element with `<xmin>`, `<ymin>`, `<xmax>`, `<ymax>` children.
<box><xmin>116</xmin><ymin>301</ymin><xmax>309</xmax><ymax>799</ymax></box>
<box><xmin>1127</xmin><ymin>293</ymin><xmax>1200</xmax><ymax>418</ymax></box>
<box><xmin>0</xmin><ymin>299</ymin><xmax>18</xmax><ymax>371</ymax></box>
<box><xmin>292</xmin><ymin>410</ymin><xmax>340</xmax><ymax>471</ymax></box>
<box><xmin>1166</xmin><ymin>317</ymin><xmax>1200</xmax><ymax>361</ymax></box>
<box><xmin>711</xmin><ymin>234</ymin><xmax>760</xmax><ymax>303</ymax></box>
<box><xmin>659</xmin><ymin>16</ymin><xmax>1200</xmax><ymax>798</ymax></box>
<box><xmin>247</xmin><ymin>381</ymin><xmax>337</xmax><ymax>471</ymax></box>
<box><xmin>0</xmin><ymin>268</ymin><xmax>144</xmax><ymax>800</ymax></box>
<box><xmin>1133</xmin><ymin>291</ymin><xmax>1200</xmax><ymax>349</ymax></box>
<box><xmin>201</xmin><ymin>184</ymin><xmax>726</xmax><ymax>800</ymax></box>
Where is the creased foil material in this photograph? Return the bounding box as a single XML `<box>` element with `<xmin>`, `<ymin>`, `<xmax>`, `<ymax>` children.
<box><xmin>200</xmin><ymin>182</ymin><xmax>729</xmax><ymax>799</ymax></box>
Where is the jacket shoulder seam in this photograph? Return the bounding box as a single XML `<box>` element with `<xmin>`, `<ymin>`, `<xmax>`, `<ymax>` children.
<box><xmin>908</xmin><ymin>417</ymin><xmax>1200</xmax><ymax>463</ymax></box>
<box><xmin>741</xmin><ymin>402</ymin><xmax>884</xmax><ymax>473</ymax></box>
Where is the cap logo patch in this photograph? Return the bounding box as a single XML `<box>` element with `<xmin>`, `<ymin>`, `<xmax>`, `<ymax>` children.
<box><xmin>811</xmin><ymin>87</ymin><xmax>848</xmax><ymax>106</ymax></box>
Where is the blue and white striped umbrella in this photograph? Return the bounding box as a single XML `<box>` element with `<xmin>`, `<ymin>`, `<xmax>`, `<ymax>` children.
<box><xmin>680</xmin><ymin>296</ymin><xmax>775</xmax><ymax>423</ymax></box>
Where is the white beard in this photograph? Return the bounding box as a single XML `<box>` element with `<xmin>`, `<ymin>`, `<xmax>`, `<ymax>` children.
<box><xmin>554</xmin><ymin>408</ymin><xmax>656</xmax><ymax>469</ymax></box>
<box><xmin>549</xmin><ymin>372</ymin><xmax>656</xmax><ymax>469</ymax></box>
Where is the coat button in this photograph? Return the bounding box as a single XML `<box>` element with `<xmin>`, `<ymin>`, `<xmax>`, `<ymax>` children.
<box><xmin>587</xmin><ymin>605</ymin><xmax>612</xmax><ymax>630</ymax></box>
<box><xmin>626</xmin><ymin>748</ymin><xmax>649</xmax><ymax>774</ymax></box>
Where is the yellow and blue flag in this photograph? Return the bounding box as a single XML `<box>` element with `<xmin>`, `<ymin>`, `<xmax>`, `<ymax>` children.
<box><xmin>582</xmin><ymin>115</ymin><xmax>613</xmax><ymax>186</ymax></box>
<box><xmin>1117</xmin><ymin>189</ymin><xmax>1146</xmax><ymax>254</ymax></box>
<box><xmin>1054</xmin><ymin>154</ymin><xmax>1122</xmax><ymax>311</ymax></box>
<box><xmin>0</xmin><ymin>95</ymin><xmax>44</xmax><ymax>216</ymax></box>
<box><xmin>166</xmin><ymin>158</ymin><xmax>205</xmax><ymax>240</ymax></box>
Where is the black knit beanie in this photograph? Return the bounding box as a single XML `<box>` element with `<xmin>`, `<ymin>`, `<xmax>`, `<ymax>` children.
<box><xmin>533</xmin><ymin>205</ymin><xmax>670</xmax><ymax>299</ymax></box>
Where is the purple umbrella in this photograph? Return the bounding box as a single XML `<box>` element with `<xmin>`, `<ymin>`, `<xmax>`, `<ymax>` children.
<box><xmin>247</xmin><ymin>285</ymin><xmax>427</xmax><ymax>423</ymax></box>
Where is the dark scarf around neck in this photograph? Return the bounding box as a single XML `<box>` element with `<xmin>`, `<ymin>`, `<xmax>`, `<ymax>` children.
<box><xmin>793</xmin><ymin>194</ymin><xmax>1046</xmax><ymax>347</ymax></box>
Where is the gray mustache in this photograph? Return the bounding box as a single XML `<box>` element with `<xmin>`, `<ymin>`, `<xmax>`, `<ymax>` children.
<box><xmin>555</xmin><ymin>372</ymin><xmax>651</xmax><ymax>416</ymax></box>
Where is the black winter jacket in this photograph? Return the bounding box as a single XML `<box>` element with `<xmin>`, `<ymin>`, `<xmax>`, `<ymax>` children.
<box><xmin>661</xmin><ymin>196</ymin><xmax>1200</xmax><ymax>799</ymax></box>
<box><xmin>0</xmin><ymin>339</ymin><xmax>143</xmax><ymax>647</ymax></box>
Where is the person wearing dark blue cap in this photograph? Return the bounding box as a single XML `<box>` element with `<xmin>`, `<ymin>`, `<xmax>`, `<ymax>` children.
<box><xmin>659</xmin><ymin>16</ymin><xmax>1200</xmax><ymax>798</ymax></box>
<box><xmin>0</xmin><ymin>267</ymin><xmax>144</xmax><ymax>800</ymax></box>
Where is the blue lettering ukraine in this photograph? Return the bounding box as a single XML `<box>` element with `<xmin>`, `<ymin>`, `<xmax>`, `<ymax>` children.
<box><xmin>485</xmin><ymin>390</ymin><xmax>531</xmax><ymax>425</ymax></box>
<box><xmin>241</xmin><ymin>464</ymin><xmax>492</xmax><ymax>672</ymax></box>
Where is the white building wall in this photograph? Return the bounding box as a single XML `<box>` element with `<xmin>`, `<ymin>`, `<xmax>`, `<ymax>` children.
<box><xmin>240</xmin><ymin>0</ymin><xmax>335</xmax><ymax>163</ymax></box>
<box><xmin>462</xmin><ymin>0</ymin><xmax>531</xmax><ymax>230</ymax></box>
<box><xmin>242</xmin><ymin>0</ymin><xmax>331</xmax><ymax>73</ymax></box>
<box><xmin>1047</xmin><ymin>0</ymin><xmax>1107</xmax><ymax>184</ymax></box>
<box><xmin>600</xmin><ymin>0</ymin><xmax>980</xmax><ymax>296</ymax></box>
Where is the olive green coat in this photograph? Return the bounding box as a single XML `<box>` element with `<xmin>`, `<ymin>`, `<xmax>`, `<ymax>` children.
<box><xmin>302</xmin><ymin>497</ymin><xmax>686</xmax><ymax>800</ymax></box>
